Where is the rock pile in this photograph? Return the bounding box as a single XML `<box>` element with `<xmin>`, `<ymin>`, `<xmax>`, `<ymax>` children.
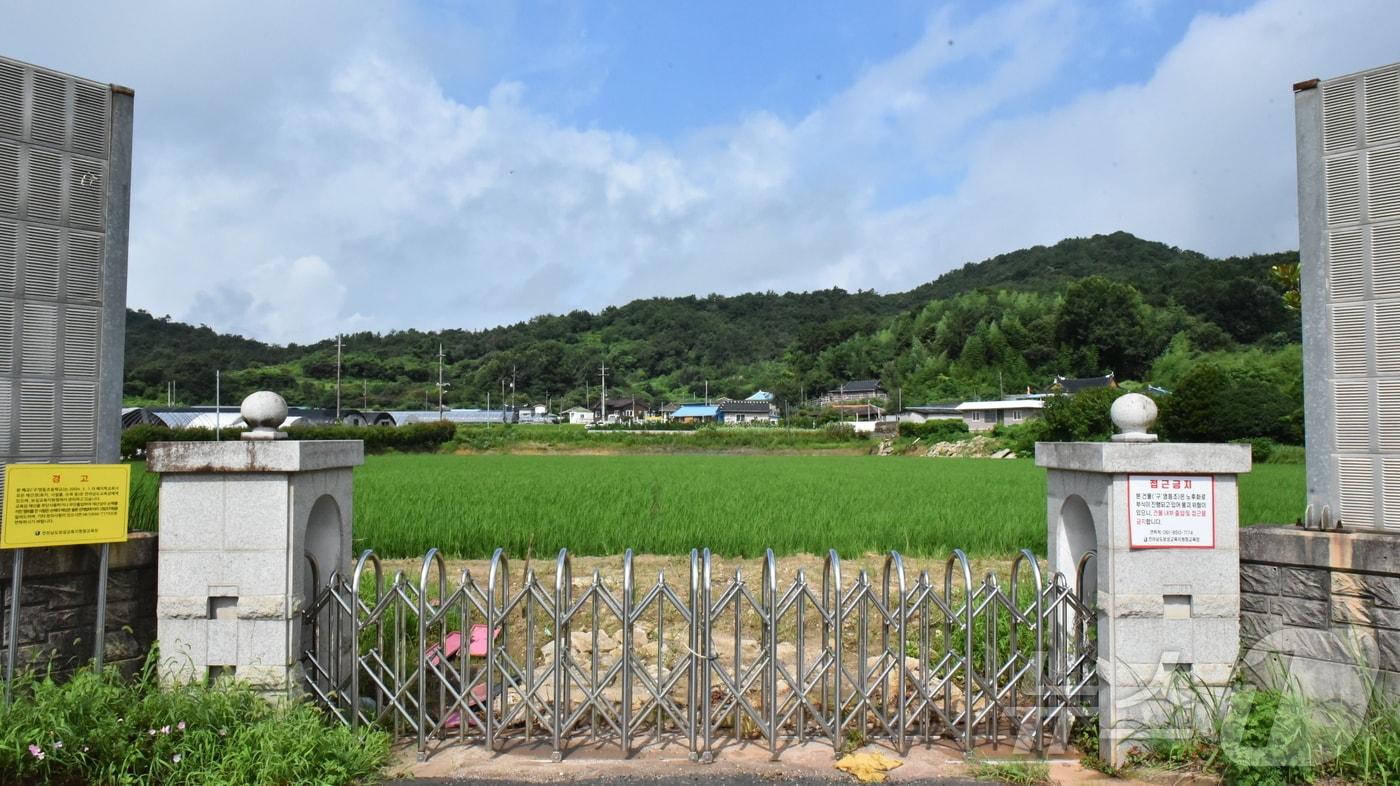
<box><xmin>923</xmin><ymin>435</ymin><xmax>1015</xmax><ymax>459</ymax></box>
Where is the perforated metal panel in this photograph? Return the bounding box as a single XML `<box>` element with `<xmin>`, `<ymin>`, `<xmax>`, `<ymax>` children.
<box><xmin>1377</xmin><ymin>224</ymin><xmax>1400</xmax><ymax>295</ymax></box>
<box><xmin>0</xmin><ymin>54</ymin><xmax>132</xmax><ymax>469</ymax></box>
<box><xmin>1324</xmin><ymin>80</ymin><xmax>1359</xmax><ymax>154</ymax></box>
<box><xmin>1386</xmin><ymin>460</ymin><xmax>1400</xmax><ymax>528</ymax></box>
<box><xmin>1326</xmin><ymin>157</ymin><xmax>1362</xmax><ymax>225</ymax></box>
<box><xmin>1368</xmin><ymin>71</ymin><xmax>1400</xmax><ymax>145</ymax></box>
<box><xmin>1332</xmin><ymin>305</ymin><xmax>1368</xmax><ymax>375</ymax></box>
<box><xmin>1302</xmin><ymin>61</ymin><xmax>1400</xmax><ymax>529</ymax></box>
<box><xmin>1330</xmin><ymin>228</ymin><xmax>1365</xmax><ymax>299</ymax></box>
<box><xmin>1339</xmin><ymin>456</ymin><xmax>1377</xmax><ymax>523</ymax></box>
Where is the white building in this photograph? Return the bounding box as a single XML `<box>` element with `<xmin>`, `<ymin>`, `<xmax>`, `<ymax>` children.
<box><xmin>564</xmin><ymin>406</ymin><xmax>595</xmax><ymax>425</ymax></box>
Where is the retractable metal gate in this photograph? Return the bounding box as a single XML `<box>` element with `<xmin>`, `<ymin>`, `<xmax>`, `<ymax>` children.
<box><xmin>301</xmin><ymin>547</ymin><xmax>1097</xmax><ymax>761</ymax></box>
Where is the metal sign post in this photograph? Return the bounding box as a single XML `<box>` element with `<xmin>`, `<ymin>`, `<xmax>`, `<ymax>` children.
<box><xmin>93</xmin><ymin>543</ymin><xmax>110</xmax><ymax>670</ymax></box>
<box><xmin>4</xmin><ymin>549</ymin><xmax>22</xmax><ymax>704</ymax></box>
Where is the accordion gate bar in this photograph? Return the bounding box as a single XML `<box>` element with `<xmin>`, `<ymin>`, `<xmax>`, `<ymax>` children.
<box><xmin>300</xmin><ymin>546</ymin><xmax>1098</xmax><ymax>762</ymax></box>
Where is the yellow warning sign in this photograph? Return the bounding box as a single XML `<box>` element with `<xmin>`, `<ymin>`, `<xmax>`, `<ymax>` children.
<box><xmin>2</xmin><ymin>464</ymin><xmax>130</xmax><ymax>549</ymax></box>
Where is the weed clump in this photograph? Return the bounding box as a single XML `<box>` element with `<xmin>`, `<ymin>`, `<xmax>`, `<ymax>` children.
<box><xmin>0</xmin><ymin>655</ymin><xmax>390</xmax><ymax>786</ymax></box>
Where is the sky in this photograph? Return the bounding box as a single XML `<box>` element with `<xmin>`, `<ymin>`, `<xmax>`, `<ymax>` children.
<box><xmin>2</xmin><ymin>0</ymin><xmax>1398</xmax><ymax>345</ymax></box>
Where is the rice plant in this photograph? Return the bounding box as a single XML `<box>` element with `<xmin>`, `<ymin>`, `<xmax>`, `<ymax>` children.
<box><xmin>350</xmin><ymin>454</ymin><xmax>1304</xmax><ymax>559</ymax></box>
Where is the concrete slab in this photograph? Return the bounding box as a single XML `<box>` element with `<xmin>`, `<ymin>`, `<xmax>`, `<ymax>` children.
<box><xmin>1036</xmin><ymin>443</ymin><xmax>1250</xmax><ymax>475</ymax></box>
<box><xmin>148</xmin><ymin>439</ymin><xmax>364</xmax><ymax>473</ymax></box>
<box><xmin>385</xmin><ymin>739</ymin><xmax>1183</xmax><ymax>786</ymax></box>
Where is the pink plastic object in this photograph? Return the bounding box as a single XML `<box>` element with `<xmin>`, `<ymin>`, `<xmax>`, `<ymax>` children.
<box><xmin>426</xmin><ymin>625</ymin><xmax>498</xmax><ymax>667</ymax></box>
<box><xmin>440</xmin><ymin>684</ymin><xmax>490</xmax><ymax>730</ymax></box>
<box><xmin>467</xmin><ymin>624</ymin><xmax>493</xmax><ymax>657</ymax></box>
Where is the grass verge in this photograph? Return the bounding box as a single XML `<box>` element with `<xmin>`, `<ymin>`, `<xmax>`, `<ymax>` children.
<box><xmin>966</xmin><ymin>758</ymin><xmax>1053</xmax><ymax>786</ymax></box>
<box><xmin>0</xmin><ymin>655</ymin><xmax>390</xmax><ymax>786</ymax></box>
<box><xmin>1131</xmin><ymin>667</ymin><xmax>1400</xmax><ymax>786</ymax></box>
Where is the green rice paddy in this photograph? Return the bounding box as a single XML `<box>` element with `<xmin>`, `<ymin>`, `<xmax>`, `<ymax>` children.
<box><xmin>352</xmin><ymin>454</ymin><xmax>1305</xmax><ymax>559</ymax></box>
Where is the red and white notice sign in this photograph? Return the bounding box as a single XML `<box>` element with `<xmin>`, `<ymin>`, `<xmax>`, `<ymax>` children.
<box><xmin>1127</xmin><ymin>474</ymin><xmax>1215</xmax><ymax>548</ymax></box>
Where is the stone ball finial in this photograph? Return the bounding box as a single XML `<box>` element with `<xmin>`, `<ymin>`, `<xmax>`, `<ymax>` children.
<box><xmin>1110</xmin><ymin>393</ymin><xmax>1158</xmax><ymax>443</ymax></box>
<box><xmin>240</xmin><ymin>391</ymin><xmax>289</xmax><ymax>440</ymax></box>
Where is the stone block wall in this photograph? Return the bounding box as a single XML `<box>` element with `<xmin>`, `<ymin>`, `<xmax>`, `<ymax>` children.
<box><xmin>1241</xmin><ymin>526</ymin><xmax>1400</xmax><ymax>685</ymax></box>
<box><xmin>0</xmin><ymin>533</ymin><xmax>158</xmax><ymax>678</ymax></box>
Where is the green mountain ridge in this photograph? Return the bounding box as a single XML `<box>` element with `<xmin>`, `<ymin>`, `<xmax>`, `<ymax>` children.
<box><xmin>124</xmin><ymin>231</ymin><xmax>1300</xmax><ymax>410</ymax></box>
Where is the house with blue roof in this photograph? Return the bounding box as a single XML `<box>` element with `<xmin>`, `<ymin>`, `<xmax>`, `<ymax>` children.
<box><xmin>670</xmin><ymin>404</ymin><xmax>720</xmax><ymax>424</ymax></box>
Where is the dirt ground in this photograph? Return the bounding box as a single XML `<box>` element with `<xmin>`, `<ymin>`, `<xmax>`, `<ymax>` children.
<box><xmin>374</xmin><ymin>553</ymin><xmax>1021</xmax><ymax>597</ymax></box>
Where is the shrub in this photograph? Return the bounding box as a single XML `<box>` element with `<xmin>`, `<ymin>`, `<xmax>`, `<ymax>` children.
<box><xmin>121</xmin><ymin>421</ymin><xmax>456</xmax><ymax>460</ymax></box>
<box><xmin>1040</xmin><ymin>387</ymin><xmax>1134</xmax><ymax>442</ymax></box>
<box><xmin>991</xmin><ymin>419</ymin><xmax>1049</xmax><ymax>456</ymax></box>
<box><xmin>295</xmin><ymin>421</ymin><xmax>457</xmax><ymax>452</ymax></box>
<box><xmin>898</xmin><ymin>419</ymin><xmax>971</xmax><ymax>441</ymax></box>
<box><xmin>1159</xmin><ymin>363</ymin><xmax>1299</xmax><ymax>444</ymax></box>
<box><xmin>0</xmin><ymin>656</ymin><xmax>389</xmax><ymax>786</ymax></box>
<box><xmin>1231</xmin><ymin>437</ymin><xmax>1275</xmax><ymax>463</ymax></box>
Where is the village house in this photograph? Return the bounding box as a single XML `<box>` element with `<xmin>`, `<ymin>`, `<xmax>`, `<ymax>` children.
<box><xmin>593</xmin><ymin>397</ymin><xmax>648</xmax><ymax>423</ymax></box>
<box><xmin>563</xmin><ymin>406</ymin><xmax>595</xmax><ymax>425</ymax></box>
<box><xmin>955</xmin><ymin>399</ymin><xmax>1045</xmax><ymax>432</ymax></box>
<box><xmin>717</xmin><ymin>399</ymin><xmax>775</xmax><ymax>424</ymax></box>
<box><xmin>819</xmin><ymin>379</ymin><xmax>887</xmax><ymax>407</ymax></box>
<box><xmin>1047</xmin><ymin>373</ymin><xmax>1116</xmax><ymax>394</ymax></box>
<box><xmin>670</xmin><ymin>404</ymin><xmax>720</xmax><ymax>424</ymax></box>
<box><xmin>894</xmin><ymin>403</ymin><xmax>963</xmax><ymax>423</ymax></box>
<box><xmin>649</xmin><ymin>403</ymin><xmax>681</xmax><ymax>423</ymax></box>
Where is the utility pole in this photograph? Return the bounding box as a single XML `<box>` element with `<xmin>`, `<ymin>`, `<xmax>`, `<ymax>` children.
<box><xmin>599</xmin><ymin>362</ymin><xmax>608</xmax><ymax>424</ymax></box>
<box><xmin>437</xmin><ymin>344</ymin><xmax>446</xmax><ymax>420</ymax></box>
<box><xmin>486</xmin><ymin>391</ymin><xmax>491</xmax><ymax>427</ymax></box>
<box><xmin>510</xmin><ymin>364</ymin><xmax>517</xmax><ymax>414</ymax></box>
<box><xmin>363</xmin><ymin>380</ymin><xmax>368</xmax><ymax>410</ymax></box>
<box><xmin>335</xmin><ymin>334</ymin><xmax>342</xmax><ymax>421</ymax></box>
<box><xmin>704</xmin><ymin>380</ymin><xmax>708</xmax><ymax>405</ymax></box>
<box><xmin>214</xmin><ymin>369</ymin><xmax>221</xmax><ymax>442</ymax></box>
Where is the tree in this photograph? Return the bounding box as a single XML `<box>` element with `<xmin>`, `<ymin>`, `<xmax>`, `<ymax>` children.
<box><xmin>1055</xmin><ymin>276</ymin><xmax>1150</xmax><ymax>378</ymax></box>
<box><xmin>1159</xmin><ymin>363</ymin><xmax>1297</xmax><ymax>443</ymax></box>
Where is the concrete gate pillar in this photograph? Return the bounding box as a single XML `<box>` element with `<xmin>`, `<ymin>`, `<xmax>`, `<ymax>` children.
<box><xmin>147</xmin><ymin>392</ymin><xmax>363</xmax><ymax>693</ymax></box>
<box><xmin>1036</xmin><ymin>394</ymin><xmax>1251</xmax><ymax>763</ymax></box>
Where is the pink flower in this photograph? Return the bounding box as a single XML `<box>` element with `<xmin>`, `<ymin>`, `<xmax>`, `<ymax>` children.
<box><xmin>177</xmin><ymin>721</ymin><xmax>186</xmax><ymax>731</ymax></box>
<box><xmin>160</xmin><ymin>725</ymin><xmax>170</xmax><ymax>734</ymax></box>
<box><xmin>172</xmin><ymin>753</ymin><xmax>182</xmax><ymax>764</ymax></box>
<box><xmin>27</xmin><ymin>744</ymin><xmax>43</xmax><ymax>759</ymax></box>
<box><xmin>148</xmin><ymin>729</ymin><xmax>157</xmax><ymax>736</ymax></box>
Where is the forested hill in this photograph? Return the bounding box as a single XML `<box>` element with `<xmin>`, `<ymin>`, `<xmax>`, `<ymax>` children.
<box><xmin>124</xmin><ymin>231</ymin><xmax>1300</xmax><ymax>410</ymax></box>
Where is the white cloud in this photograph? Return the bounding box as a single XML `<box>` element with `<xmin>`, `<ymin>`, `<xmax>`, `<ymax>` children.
<box><xmin>188</xmin><ymin>255</ymin><xmax>366</xmax><ymax>345</ymax></box>
<box><xmin>4</xmin><ymin>0</ymin><xmax>1398</xmax><ymax>343</ymax></box>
